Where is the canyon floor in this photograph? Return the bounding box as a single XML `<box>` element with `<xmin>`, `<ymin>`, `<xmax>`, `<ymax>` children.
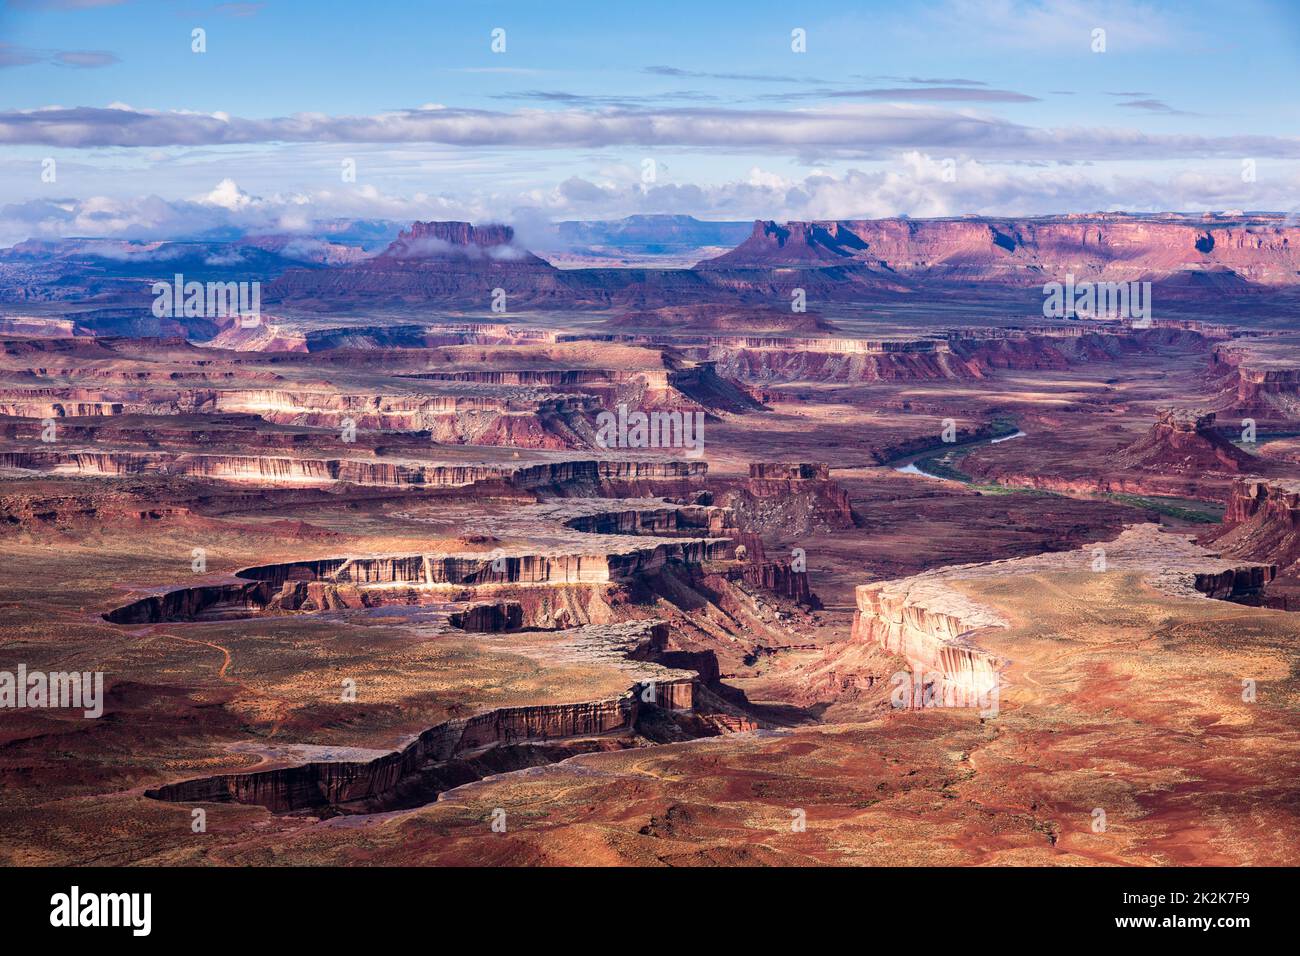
<box><xmin>1</xmin><ymin>302</ymin><xmax>1298</xmax><ymax>866</ymax></box>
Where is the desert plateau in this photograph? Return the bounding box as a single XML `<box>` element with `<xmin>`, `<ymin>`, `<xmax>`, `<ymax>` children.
<box><xmin>0</xmin><ymin>3</ymin><xmax>1296</xmax><ymax>936</ymax></box>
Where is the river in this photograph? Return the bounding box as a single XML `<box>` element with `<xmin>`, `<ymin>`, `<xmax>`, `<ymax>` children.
<box><xmin>894</xmin><ymin>429</ymin><xmax>1025</xmax><ymax>481</ymax></box>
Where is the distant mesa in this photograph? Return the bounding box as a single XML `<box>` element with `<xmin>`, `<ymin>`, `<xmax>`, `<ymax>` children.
<box><xmin>376</xmin><ymin>221</ymin><xmax>545</xmax><ymax>264</ymax></box>
<box><xmin>265</xmin><ymin>219</ymin><xmax>566</xmax><ymax>307</ymax></box>
<box><xmin>260</xmin><ymin>212</ymin><xmax>1300</xmax><ymax>314</ymax></box>
<box><xmin>697</xmin><ymin>220</ymin><xmax>872</xmax><ymax>268</ymax></box>
<box><xmin>695</xmin><ymin>213</ymin><xmax>1300</xmax><ymax>288</ymax></box>
<box><xmin>9</xmin><ymin>212</ymin><xmax>1300</xmax><ymax>333</ymax></box>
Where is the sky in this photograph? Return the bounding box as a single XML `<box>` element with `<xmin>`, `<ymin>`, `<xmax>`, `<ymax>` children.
<box><xmin>1</xmin><ymin>0</ymin><xmax>1299</xmax><ymax>244</ymax></box>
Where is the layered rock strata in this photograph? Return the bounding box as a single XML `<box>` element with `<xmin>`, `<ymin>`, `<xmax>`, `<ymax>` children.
<box><xmin>0</xmin><ymin>450</ymin><xmax>705</xmax><ymax>491</ymax></box>
<box><xmin>104</xmin><ymin>535</ymin><xmax>731</xmax><ymax>624</ymax></box>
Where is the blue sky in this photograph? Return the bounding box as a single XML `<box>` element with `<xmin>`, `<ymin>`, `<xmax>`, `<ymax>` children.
<box><xmin>1</xmin><ymin>0</ymin><xmax>1298</xmax><ymax>242</ymax></box>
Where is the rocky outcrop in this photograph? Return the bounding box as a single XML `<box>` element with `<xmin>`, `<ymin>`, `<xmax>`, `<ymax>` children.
<box><xmin>853</xmin><ymin>576</ymin><xmax>1006</xmax><ymax>711</ymax></box>
<box><xmin>713</xmin><ymin>462</ymin><xmax>854</xmax><ymax>534</ymax></box>
<box><xmin>103</xmin><ymin>581</ymin><xmax>280</xmax><ymax>624</ymax></box>
<box><xmin>1210</xmin><ymin>335</ymin><xmax>1300</xmax><ymax>420</ymax></box>
<box><xmin>1202</xmin><ymin>478</ymin><xmax>1300</xmax><ymax>581</ymax></box>
<box><xmin>1115</xmin><ymin>408</ymin><xmax>1256</xmax><ymax>474</ymax></box>
<box><xmin>742</xmin><ymin>561</ymin><xmax>818</xmax><ymax>607</ymax></box>
<box><xmin>748</xmin><ymin>462</ymin><xmax>829</xmax><ymax>480</ymax></box>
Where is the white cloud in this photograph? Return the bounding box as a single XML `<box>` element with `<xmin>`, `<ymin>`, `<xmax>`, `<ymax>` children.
<box><xmin>6</xmin><ymin>155</ymin><xmax>1300</xmax><ymax>248</ymax></box>
<box><xmin>1</xmin><ymin>103</ymin><xmax>1296</xmax><ymax>162</ymax></box>
<box><xmin>747</xmin><ymin>167</ymin><xmax>789</xmax><ymax>189</ymax></box>
<box><xmin>200</xmin><ymin>178</ymin><xmax>254</xmax><ymax>210</ymax></box>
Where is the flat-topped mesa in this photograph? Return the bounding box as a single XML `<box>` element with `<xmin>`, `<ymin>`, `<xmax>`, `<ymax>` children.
<box><xmin>0</xmin><ymin>384</ymin><xmax>610</xmax><ymax>449</ymax></box>
<box><xmin>562</xmin><ymin>502</ymin><xmax>735</xmax><ymax>537</ymax></box>
<box><xmin>205</xmin><ymin>321</ymin><xmax>563</xmax><ymax>352</ymax></box>
<box><xmin>572</xmin><ymin>322</ymin><xmax>1217</xmax><ymax>355</ymax></box>
<box><xmin>853</xmin><ymin>525</ymin><xmax>1276</xmax><ymax>713</ymax></box>
<box><xmin>0</xmin><ymin>449</ymin><xmax>520</xmax><ymax>487</ymax></box>
<box><xmin>244</xmin><ymin>539</ymin><xmax>731</xmax><ymax>586</ymax></box>
<box><xmin>621</xmin><ymin>326</ymin><xmax>1196</xmax><ymax>385</ymax></box>
<box><xmin>697</xmin><ymin>214</ymin><xmax>1300</xmax><ymax>286</ymax></box>
<box><xmin>376</xmin><ymin>221</ymin><xmax>541</xmax><ymax>263</ymax></box>
<box><xmin>564</xmin><ymin>331</ymin><xmax>950</xmax><ymax>354</ymax></box>
<box><xmin>695</xmin><ymin>220</ymin><xmax>870</xmax><ymax>267</ymax></box>
<box><xmin>549</xmin><ymin>496</ymin><xmax>817</xmax><ymax>605</ymax></box>
<box><xmin>265</xmin><ymin>220</ymin><xmax>573</xmax><ymax>307</ymax></box>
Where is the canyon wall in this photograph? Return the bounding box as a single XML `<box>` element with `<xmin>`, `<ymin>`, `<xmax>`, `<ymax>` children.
<box><xmin>1202</xmin><ymin>478</ymin><xmax>1300</xmax><ymax>580</ymax></box>
<box><xmin>700</xmin><ymin>215</ymin><xmax>1300</xmax><ymax>286</ymax></box>
<box><xmin>852</xmin><ymin>577</ymin><xmax>1006</xmax><ymax>711</ymax></box>
<box><xmin>144</xmin><ymin>620</ymin><xmax>717</xmax><ymax>815</ymax></box>
<box><xmin>0</xmin><ymin>450</ymin><xmax>708</xmax><ymax>493</ymax></box>
<box><xmin>1210</xmin><ymin>336</ymin><xmax>1300</xmax><ymax>420</ymax></box>
<box><xmin>104</xmin><ymin>535</ymin><xmax>732</xmax><ymax>623</ymax></box>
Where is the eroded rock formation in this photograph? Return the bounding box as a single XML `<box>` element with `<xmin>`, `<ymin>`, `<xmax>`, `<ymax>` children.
<box><xmin>1202</xmin><ymin>478</ymin><xmax>1300</xmax><ymax>603</ymax></box>
<box><xmin>851</xmin><ymin>525</ymin><xmax>1274</xmax><ymax>715</ymax></box>
<box><xmin>1115</xmin><ymin>408</ymin><xmax>1255</xmax><ymax>474</ymax></box>
<box><xmin>144</xmin><ymin>621</ymin><xmax>725</xmax><ymax>815</ymax></box>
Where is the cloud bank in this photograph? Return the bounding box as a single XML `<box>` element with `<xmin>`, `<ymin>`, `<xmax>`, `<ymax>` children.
<box><xmin>5</xmin><ymin>156</ymin><xmax>1298</xmax><ymax>247</ymax></box>
<box><xmin>3</xmin><ymin>104</ymin><xmax>1298</xmax><ymax>161</ymax></box>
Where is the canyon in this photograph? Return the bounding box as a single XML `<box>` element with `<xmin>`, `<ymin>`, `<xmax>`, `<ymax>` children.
<box><xmin>1</xmin><ymin>213</ymin><xmax>1299</xmax><ymax>869</ymax></box>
